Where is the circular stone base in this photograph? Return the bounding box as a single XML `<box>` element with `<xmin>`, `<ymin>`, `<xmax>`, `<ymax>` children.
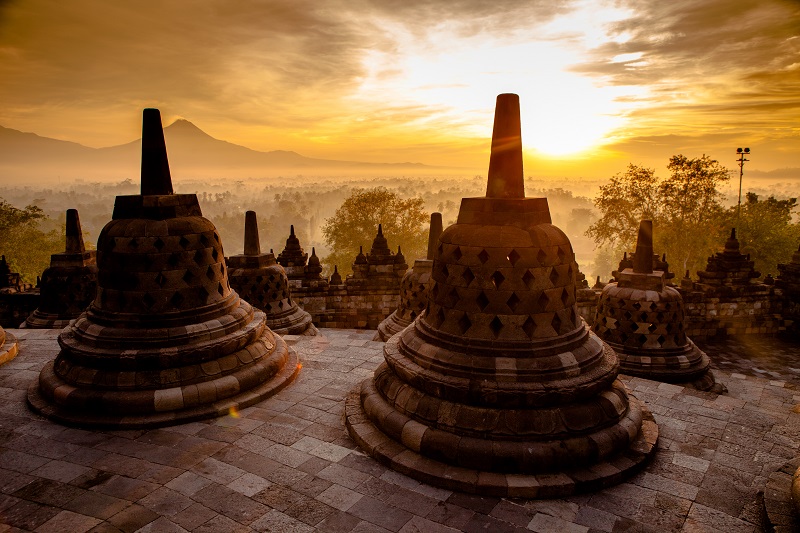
<box><xmin>763</xmin><ymin>458</ymin><xmax>800</xmax><ymax>532</ymax></box>
<box><xmin>345</xmin><ymin>383</ymin><xmax>658</xmax><ymax>498</ymax></box>
<box><xmin>374</xmin><ymin>312</ymin><xmax>410</xmax><ymax>342</ymax></box>
<box><xmin>23</xmin><ymin>310</ymin><xmax>73</xmax><ymax>330</ymax></box>
<box><xmin>27</xmin><ymin>337</ymin><xmax>300</xmax><ymax>429</ymax></box>
<box><xmin>0</xmin><ymin>332</ymin><xmax>19</xmax><ymax>366</ymax></box>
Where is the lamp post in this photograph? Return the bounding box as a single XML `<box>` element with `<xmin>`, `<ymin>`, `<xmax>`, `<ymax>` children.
<box><xmin>736</xmin><ymin>147</ymin><xmax>750</xmax><ymax>220</ymax></box>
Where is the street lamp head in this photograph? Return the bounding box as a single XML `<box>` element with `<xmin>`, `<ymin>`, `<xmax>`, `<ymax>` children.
<box><xmin>744</xmin><ymin>147</ymin><xmax>750</xmax><ymax>153</ymax></box>
<box><xmin>737</xmin><ymin>148</ymin><xmax>743</xmax><ymax>153</ymax></box>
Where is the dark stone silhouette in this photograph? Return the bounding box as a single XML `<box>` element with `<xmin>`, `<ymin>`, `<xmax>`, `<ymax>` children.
<box><xmin>227</xmin><ymin>211</ymin><xmax>316</xmax><ymax>336</ymax></box>
<box><xmin>374</xmin><ymin>213</ymin><xmax>443</xmax><ymax>341</ymax></box>
<box><xmin>593</xmin><ymin>220</ymin><xmax>721</xmax><ymax>391</ymax></box>
<box><xmin>24</xmin><ymin>209</ymin><xmax>98</xmax><ymax>329</ymax></box>
<box><xmin>28</xmin><ymin>109</ymin><xmax>298</xmax><ymax>428</ymax></box>
<box><xmin>345</xmin><ymin>94</ymin><xmax>657</xmax><ymax>498</ymax></box>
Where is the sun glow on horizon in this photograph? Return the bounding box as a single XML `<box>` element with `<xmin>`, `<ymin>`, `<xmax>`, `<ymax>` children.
<box><xmin>352</xmin><ymin>2</ymin><xmax>647</xmax><ymax>157</ymax></box>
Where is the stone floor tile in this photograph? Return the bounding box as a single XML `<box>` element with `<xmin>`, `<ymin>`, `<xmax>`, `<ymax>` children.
<box><xmin>92</xmin><ymin>475</ymin><xmax>159</xmax><ymax>501</ymax></box>
<box><xmin>249</xmin><ymin>509</ymin><xmax>315</xmax><ymax>533</ymax></box>
<box><xmin>191</xmin><ymin>482</ymin><xmax>269</xmax><ymax>525</ymax></box>
<box><xmin>134</xmin><ymin>516</ymin><xmax>190</xmax><ymax>533</ymax></box>
<box><xmin>13</xmin><ymin>477</ymin><xmax>85</xmax><ymax>507</ymax></box>
<box><xmin>528</xmin><ymin>512</ymin><xmax>589</xmax><ymax>533</ymax></box>
<box><xmin>398</xmin><ymin>515</ymin><xmax>462</xmax><ymax>532</ymax></box>
<box><xmin>191</xmin><ymin>457</ymin><xmax>247</xmax><ymax>484</ymax></box>
<box><xmin>317</xmin><ymin>462</ymin><xmax>372</xmax><ymax>489</ymax></box>
<box><xmin>573</xmin><ymin>505</ymin><xmax>616</xmax><ymax>532</ymax></box>
<box><xmin>163</xmin><ymin>470</ymin><xmax>213</xmax><ymax>497</ymax></box>
<box><xmin>35</xmin><ymin>510</ymin><xmax>102</xmax><ymax>533</ymax></box>
<box><xmin>284</xmin><ymin>494</ymin><xmax>337</xmax><ymax>526</ymax></box>
<box><xmin>425</xmin><ymin>500</ymin><xmax>475</xmax><ymax>530</ymax></box>
<box><xmin>166</xmin><ymin>502</ymin><xmax>218</xmax><ymax>531</ymax></box>
<box><xmin>348</xmin><ymin>495</ymin><xmax>413</xmax><ymax>532</ymax></box>
<box><xmin>316</xmin><ymin>483</ymin><xmax>363</xmax><ymax>512</ymax></box>
<box><xmin>31</xmin><ymin>459</ymin><xmax>92</xmax><ymax>483</ymax></box>
<box><xmin>193</xmin><ymin>513</ymin><xmax>251</xmax><ymax>533</ymax></box>
<box><xmin>685</xmin><ymin>502</ymin><xmax>757</xmax><ymax>533</ymax></box>
<box><xmin>137</xmin><ymin>487</ymin><xmax>194</xmax><ymax>516</ymax></box>
<box><xmin>1</xmin><ymin>499</ymin><xmax>60</xmax><ymax>530</ymax></box>
<box><xmin>105</xmin><ymin>503</ymin><xmax>160</xmax><ymax>533</ymax></box>
<box><xmin>460</xmin><ymin>512</ymin><xmax>523</xmax><ymax>533</ymax></box>
<box><xmin>63</xmin><ymin>490</ymin><xmax>131</xmax><ymax>520</ymax></box>
<box><xmin>226</xmin><ymin>472</ymin><xmax>272</xmax><ymax>497</ymax></box>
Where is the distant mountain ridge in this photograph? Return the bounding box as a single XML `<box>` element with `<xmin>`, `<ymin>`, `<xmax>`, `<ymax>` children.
<box><xmin>0</xmin><ymin>119</ymin><xmax>439</xmax><ymax>183</ymax></box>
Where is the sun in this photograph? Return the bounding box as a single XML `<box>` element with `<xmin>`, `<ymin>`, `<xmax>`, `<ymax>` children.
<box><xmin>357</xmin><ymin>4</ymin><xmax>641</xmax><ymax>158</ymax></box>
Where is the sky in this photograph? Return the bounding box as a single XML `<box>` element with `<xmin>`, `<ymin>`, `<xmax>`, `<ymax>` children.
<box><xmin>1</xmin><ymin>0</ymin><xmax>799</xmax><ymax>180</ymax></box>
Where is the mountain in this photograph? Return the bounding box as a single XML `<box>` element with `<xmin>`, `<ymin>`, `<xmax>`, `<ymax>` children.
<box><xmin>0</xmin><ymin>119</ymin><xmax>440</xmax><ymax>184</ymax></box>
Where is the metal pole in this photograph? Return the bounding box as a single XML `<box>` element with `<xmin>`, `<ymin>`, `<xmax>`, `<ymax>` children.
<box><xmin>736</xmin><ymin>148</ymin><xmax>750</xmax><ymax>221</ymax></box>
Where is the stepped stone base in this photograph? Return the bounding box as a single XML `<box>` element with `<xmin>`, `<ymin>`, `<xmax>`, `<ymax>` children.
<box><xmin>345</xmin><ymin>384</ymin><xmax>658</xmax><ymax>499</ymax></box>
<box><xmin>20</xmin><ymin>310</ymin><xmax>72</xmax><ymax>330</ymax></box>
<box><xmin>373</xmin><ymin>312</ymin><xmax>409</xmax><ymax>341</ymax></box>
<box><xmin>0</xmin><ymin>331</ymin><xmax>18</xmax><ymax>366</ymax></box>
<box><xmin>27</xmin><ymin>333</ymin><xmax>300</xmax><ymax>429</ymax></box>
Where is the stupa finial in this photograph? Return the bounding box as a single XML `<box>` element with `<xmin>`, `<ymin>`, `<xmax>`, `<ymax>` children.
<box><xmin>486</xmin><ymin>93</ymin><xmax>524</xmax><ymax>199</ymax></box>
<box><xmin>65</xmin><ymin>208</ymin><xmax>85</xmax><ymax>254</ymax></box>
<box><xmin>633</xmin><ymin>220</ymin><xmax>654</xmax><ymax>274</ymax></box>
<box><xmin>140</xmin><ymin>108</ymin><xmax>173</xmax><ymax>196</ymax></box>
<box><xmin>244</xmin><ymin>211</ymin><xmax>260</xmax><ymax>256</ymax></box>
<box><xmin>427</xmin><ymin>212</ymin><xmax>443</xmax><ymax>260</ymax></box>
<box><xmin>377</xmin><ymin>224</ymin><xmax>383</xmax><ymax>237</ymax></box>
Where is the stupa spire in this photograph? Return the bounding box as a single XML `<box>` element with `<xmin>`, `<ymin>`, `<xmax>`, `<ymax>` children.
<box><xmin>486</xmin><ymin>93</ymin><xmax>524</xmax><ymax>198</ymax></box>
<box><xmin>244</xmin><ymin>211</ymin><xmax>260</xmax><ymax>255</ymax></box>
<box><xmin>140</xmin><ymin>108</ymin><xmax>173</xmax><ymax>196</ymax></box>
<box><xmin>65</xmin><ymin>208</ymin><xmax>85</xmax><ymax>254</ymax></box>
<box><xmin>633</xmin><ymin>220</ymin><xmax>654</xmax><ymax>274</ymax></box>
<box><xmin>426</xmin><ymin>212</ymin><xmax>443</xmax><ymax>260</ymax></box>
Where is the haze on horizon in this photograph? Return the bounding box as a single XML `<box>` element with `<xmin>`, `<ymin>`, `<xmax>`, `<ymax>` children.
<box><xmin>1</xmin><ymin>0</ymin><xmax>799</xmax><ymax>181</ymax></box>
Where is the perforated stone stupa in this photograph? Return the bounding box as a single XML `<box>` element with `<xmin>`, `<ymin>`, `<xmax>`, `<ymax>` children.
<box><xmin>592</xmin><ymin>220</ymin><xmax>719</xmax><ymax>391</ymax></box>
<box><xmin>27</xmin><ymin>109</ymin><xmax>298</xmax><ymax>428</ymax></box>
<box><xmin>227</xmin><ymin>211</ymin><xmax>316</xmax><ymax>335</ymax></box>
<box><xmin>24</xmin><ymin>209</ymin><xmax>98</xmax><ymax>329</ymax></box>
<box><xmin>374</xmin><ymin>213</ymin><xmax>443</xmax><ymax>341</ymax></box>
<box><xmin>345</xmin><ymin>94</ymin><xmax>657</xmax><ymax>498</ymax></box>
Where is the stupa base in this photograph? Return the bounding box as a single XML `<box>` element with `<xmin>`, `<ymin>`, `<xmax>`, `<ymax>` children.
<box><xmin>268</xmin><ymin>308</ymin><xmax>318</xmax><ymax>336</ymax></box>
<box><xmin>0</xmin><ymin>332</ymin><xmax>19</xmax><ymax>366</ymax></box>
<box><xmin>373</xmin><ymin>312</ymin><xmax>411</xmax><ymax>342</ymax></box>
<box><xmin>618</xmin><ymin>346</ymin><xmax>725</xmax><ymax>393</ymax></box>
<box><xmin>27</xmin><ymin>336</ymin><xmax>300</xmax><ymax>429</ymax></box>
<box><xmin>345</xmin><ymin>384</ymin><xmax>658</xmax><ymax>498</ymax></box>
<box><xmin>22</xmin><ymin>310</ymin><xmax>74</xmax><ymax>330</ymax></box>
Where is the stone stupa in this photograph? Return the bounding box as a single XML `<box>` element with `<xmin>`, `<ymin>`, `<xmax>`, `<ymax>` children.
<box><xmin>28</xmin><ymin>109</ymin><xmax>299</xmax><ymax>428</ymax></box>
<box><xmin>24</xmin><ymin>209</ymin><xmax>98</xmax><ymax>329</ymax></box>
<box><xmin>592</xmin><ymin>220</ymin><xmax>720</xmax><ymax>391</ymax></box>
<box><xmin>374</xmin><ymin>213</ymin><xmax>443</xmax><ymax>341</ymax></box>
<box><xmin>345</xmin><ymin>94</ymin><xmax>657</xmax><ymax>498</ymax></box>
<box><xmin>227</xmin><ymin>211</ymin><xmax>317</xmax><ymax>335</ymax></box>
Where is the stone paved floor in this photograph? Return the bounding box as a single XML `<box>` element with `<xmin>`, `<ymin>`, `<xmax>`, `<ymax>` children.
<box><xmin>1</xmin><ymin>328</ymin><xmax>798</xmax><ymax>532</ymax></box>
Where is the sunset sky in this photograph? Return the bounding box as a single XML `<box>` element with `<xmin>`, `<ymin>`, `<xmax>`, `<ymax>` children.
<box><xmin>1</xmin><ymin>0</ymin><xmax>799</xmax><ymax>179</ymax></box>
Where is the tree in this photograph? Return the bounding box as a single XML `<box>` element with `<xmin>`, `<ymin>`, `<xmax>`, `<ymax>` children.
<box><xmin>724</xmin><ymin>193</ymin><xmax>800</xmax><ymax>276</ymax></box>
<box><xmin>0</xmin><ymin>198</ymin><xmax>63</xmax><ymax>284</ymax></box>
<box><xmin>322</xmin><ymin>188</ymin><xmax>428</xmax><ymax>276</ymax></box>
<box><xmin>587</xmin><ymin>155</ymin><xmax>730</xmax><ymax>276</ymax></box>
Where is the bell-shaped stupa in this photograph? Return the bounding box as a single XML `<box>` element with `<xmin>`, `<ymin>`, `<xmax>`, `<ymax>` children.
<box><xmin>28</xmin><ymin>109</ymin><xmax>299</xmax><ymax>428</ymax></box>
<box><xmin>24</xmin><ymin>209</ymin><xmax>98</xmax><ymax>329</ymax></box>
<box><xmin>345</xmin><ymin>94</ymin><xmax>657</xmax><ymax>498</ymax></box>
<box><xmin>592</xmin><ymin>220</ymin><xmax>719</xmax><ymax>391</ymax></box>
<box><xmin>227</xmin><ymin>211</ymin><xmax>316</xmax><ymax>335</ymax></box>
<box><xmin>374</xmin><ymin>213</ymin><xmax>443</xmax><ymax>341</ymax></box>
